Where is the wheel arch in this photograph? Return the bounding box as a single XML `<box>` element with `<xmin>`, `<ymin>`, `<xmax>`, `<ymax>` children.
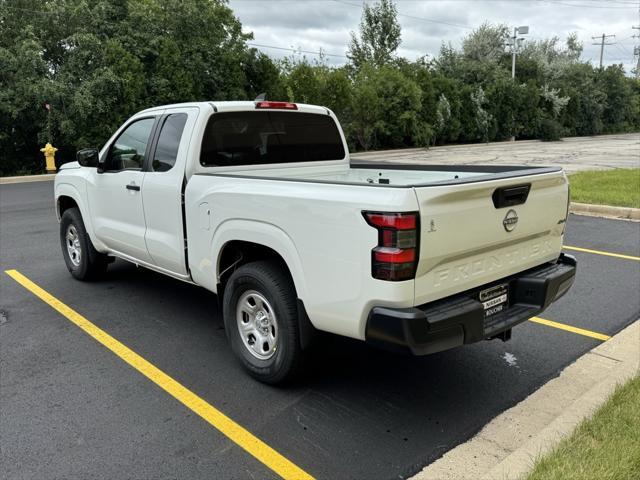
<box><xmin>57</xmin><ymin>195</ymin><xmax>79</xmax><ymax>220</ymax></box>
<box><xmin>218</xmin><ymin>240</ymin><xmax>316</xmax><ymax>350</ymax></box>
<box><xmin>217</xmin><ymin>240</ymin><xmax>304</xmax><ymax>297</ymax></box>
<box><xmin>55</xmin><ymin>182</ymin><xmax>105</xmax><ymax>252</ymax></box>
<box><xmin>210</xmin><ymin>220</ymin><xmax>308</xmax><ymax>301</ymax></box>
<box><xmin>211</xmin><ymin>225</ymin><xmax>315</xmax><ymax>349</ymax></box>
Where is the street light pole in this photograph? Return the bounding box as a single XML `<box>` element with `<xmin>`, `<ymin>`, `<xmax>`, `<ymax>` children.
<box><xmin>510</xmin><ymin>25</ymin><xmax>529</xmax><ymax>80</ymax></box>
<box><xmin>509</xmin><ymin>26</ymin><xmax>528</xmax><ymax>141</ymax></box>
<box><xmin>511</xmin><ymin>27</ymin><xmax>517</xmax><ymax>79</ymax></box>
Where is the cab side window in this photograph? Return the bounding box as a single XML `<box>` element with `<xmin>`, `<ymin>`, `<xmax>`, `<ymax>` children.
<box><xmin>152</xmin><ymin>114</ymin><xmax>188</xmax><ymax>172</ymax></box>
<box><xmin>107</xmin><ymin>118</ymin><xmax>155</xmax><ymax>171</ymax></box>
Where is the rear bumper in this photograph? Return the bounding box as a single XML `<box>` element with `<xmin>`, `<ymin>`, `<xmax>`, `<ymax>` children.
<box><xmin>365</xmin><ymin>253</ymin><xmax>577</xmax><ymax>355</ymax></box>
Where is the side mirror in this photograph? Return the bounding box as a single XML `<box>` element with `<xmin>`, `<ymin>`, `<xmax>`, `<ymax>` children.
<box><xmin>97</xmin><ymin>155</ymin><xmax>107</xmax><ymax>174</ymax></box>
<box><xmin>76</xmin><ymin>148</ymin><xmax>99</xmax><ymax>168</ymax></box>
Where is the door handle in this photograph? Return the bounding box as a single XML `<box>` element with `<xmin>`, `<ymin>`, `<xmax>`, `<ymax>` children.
<box><xmin>126</xmin><ymin>184</ymin><xmax>140</xmax><ymax>191</ymax></box>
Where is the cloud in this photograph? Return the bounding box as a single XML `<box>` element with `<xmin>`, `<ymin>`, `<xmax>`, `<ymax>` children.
<box><xmin>229</xmin><ymin>0</ymin><xmax>638</xmax><ymax>72</ymax></box>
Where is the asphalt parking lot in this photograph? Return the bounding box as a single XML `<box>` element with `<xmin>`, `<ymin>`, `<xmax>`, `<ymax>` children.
<box><xmin>1</xmin><ymin>180</ymin><xmax>639</xmax><ymax>480</ymax></box>
<box><xmin>352</xmin><ymin>133</ymin><xmax>640</xmax><ymax>173</ymax></box>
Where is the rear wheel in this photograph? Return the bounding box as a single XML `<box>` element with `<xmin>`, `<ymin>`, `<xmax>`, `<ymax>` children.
<box><xmin>223</xmin><ymin>260</ymin><xmax>304</xmax><ymax>384</ymax></box>
<box><xmin>60</xmin><ymin>207</ymin><xmax>108</xmax><ymax>280</ymax></box>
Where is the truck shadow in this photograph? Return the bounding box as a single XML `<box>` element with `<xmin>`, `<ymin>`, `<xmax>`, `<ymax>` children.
<box><xmin>102</xmin><ymin>258</ymin><xmax>547</xmax><ymax>392</ymax></box>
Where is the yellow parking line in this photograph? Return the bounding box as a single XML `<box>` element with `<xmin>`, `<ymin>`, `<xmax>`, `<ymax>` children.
<box><xmin>529</xmin><ymin>317</ymin><xmax>611</xmax><ymax>341</ymax></box>
<box><xmin>4</xmin><ymin>269</ymin><xmax>314</xmax><ymax>480</ymax></box>
<box><xmin>564</xmin><ymin>245</ymin><xmax>640</xmax><ymax>262</ymax></box>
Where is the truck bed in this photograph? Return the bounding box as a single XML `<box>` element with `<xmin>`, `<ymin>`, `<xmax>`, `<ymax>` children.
<box><xmin>202</xmin><ymin>162</ymin><xmax>561</xmax><ymax>187</ymax></box>
<box><xmin>189</xmin><ymin>160</ymin><xmax>567</xmax><ymax>326</ymax></box>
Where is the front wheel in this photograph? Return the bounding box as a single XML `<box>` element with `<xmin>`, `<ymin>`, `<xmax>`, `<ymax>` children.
<box><xmin>60</xmin><ymin>207</ymin><xmax>108</xmax><ymax>280</ymax></box>
<box><xmin>223</xmin><ymin>260</ymin><xmax>304</xmax><ymax>384</ymax></box>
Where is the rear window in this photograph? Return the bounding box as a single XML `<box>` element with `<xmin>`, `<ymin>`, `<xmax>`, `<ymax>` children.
<box><xmin>200</xmin><ymin>111</ymin><xmax>345</xmax><ymax>167</ymax></box>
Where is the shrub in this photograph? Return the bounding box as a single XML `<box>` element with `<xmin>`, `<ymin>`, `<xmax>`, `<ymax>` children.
<box><xmin>537</xmin><ymin>118</ymin><xmax>564</xmax><ymax>141</ymax></box>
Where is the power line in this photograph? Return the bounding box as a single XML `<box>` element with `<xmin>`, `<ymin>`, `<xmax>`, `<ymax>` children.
<box><xmin>247</xmin><ymin>43</ymin><xmax>347</xmax><ymax>58</ymax></box>
<box><xmin>332</xmin><ymin>0</ymin><xmax>473</xmax><ymax>30</ymax></box>
<box><xmin>613</xmin><ymin>42</ymin><xmax>632</xmax><ymax>57</ymax></box>
<box><xmin>0</xmin><ymin>4</ymin><xmax>347</xmax><ymax>60</ymax></box>
<box><xmin>566</xmin><ymin>0</ymin><xmax>639</xmax><ymax>3</ymax></box>
<box><xmin>544</xmin><ymin>0</ymin><xmax>640</xmax><ymax>9</ymax></box>
<box><xmin>616</xmin><ymin>35</ymin><xmax>636</xmax><ymax>43</ymax></box>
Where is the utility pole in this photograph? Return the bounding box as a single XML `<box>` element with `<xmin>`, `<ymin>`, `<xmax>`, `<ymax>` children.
<box><xmin>633</xmin><ymin>26</ymin><xmax>639</xmax><ymax>79</ymax></box>
<box><xmin>591</xmin><ymin>33</ymin><xmax>615</xmax><ymax>69</ymax></box>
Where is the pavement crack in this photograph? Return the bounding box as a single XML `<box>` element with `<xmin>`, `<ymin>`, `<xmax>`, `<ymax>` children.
<box><xmin>588</xmin><ymin>351</ymin><xmax>622</xmax><ymax>363</ymax></box>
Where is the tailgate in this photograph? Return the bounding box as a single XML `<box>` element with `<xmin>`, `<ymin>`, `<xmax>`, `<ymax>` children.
<box><xmin>413</xmin><ymin>170</ymin><xmax>568</xmax><ymax>306</ymax></box>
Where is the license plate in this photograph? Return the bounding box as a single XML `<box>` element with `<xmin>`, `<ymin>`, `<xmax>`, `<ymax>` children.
<box><xmin>479</xmin><ymin>283</ymin><xmax>509</xmax><ymax>317</ymax></box>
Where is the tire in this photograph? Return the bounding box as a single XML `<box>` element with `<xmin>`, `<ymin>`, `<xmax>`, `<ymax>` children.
<box><xmin>60</xmin><ymin>207</ymin><xmax>108</xmax><ymax>280</ymax></box>
<box><xmin>223</xmin><ymin>260</ymin><xmax>304</xmax><ymax>384</ymax></box>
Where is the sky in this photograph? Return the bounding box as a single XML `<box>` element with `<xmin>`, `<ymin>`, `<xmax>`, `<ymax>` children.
<box><xmin>228</xmin><ymin>0</ymin><xmax>640</xmax><ymax>74</ymax></box>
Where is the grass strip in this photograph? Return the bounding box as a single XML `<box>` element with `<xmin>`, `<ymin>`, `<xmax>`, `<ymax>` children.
<box><xmin>526</xmin><ymin>374</ymin><xmax>640</xmax><ymax>480</ymax></box>
<box><xmin>569</xmin><ymin>169</ymin><xmax>640</xmax><ymax>209</ymax></box>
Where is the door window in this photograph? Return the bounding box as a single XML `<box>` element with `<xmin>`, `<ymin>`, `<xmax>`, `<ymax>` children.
<box><xmin>107</xmin><ymin>118</ymin><xmax>155</xmax><ymax>171</ymax></box>
<box><xmin>152</xmin><ymin>114</ymin><xmax>188</xmax><ymax>172</ymax></box>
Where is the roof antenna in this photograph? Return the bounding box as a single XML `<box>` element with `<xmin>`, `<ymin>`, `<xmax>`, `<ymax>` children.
<box><xmin>254</xmin><ymin>92</ymin><xmax>267</xmax><ymax>101</ymax></box>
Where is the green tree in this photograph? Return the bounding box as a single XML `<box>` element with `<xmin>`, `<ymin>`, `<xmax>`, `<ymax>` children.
<box><xmin>1</xmin><ymin>3</ymin><xmax>639</xmax><ymax>175</ymax></box>
<box><xmin>462</xmin><ymin>22</ymin><xmax>509</xmax><ymax>64</ymax></box>
<box><xmin>434</xmin><ymin>94</ymin><xmax>451</xmax><ymax>145</ymax></box>
<box><xmin>0</xmin><ymin>32</ymin><xmax>52</xmax><ymax>174</ymax></box>
<box><xmin>519</xmin><ymin>34</ymin><xmax>583</xmax><ymax>81</ymax></box>
<box><xmin>347</xmin><ymin>0</ymin><xmax>401</xmax><ymax>69</ymax></box>
<box><xmin>433</xmin><ymin>42</ymin><xmax>462</xmax><ymax>78</ymax></box>
<box><xmin>554</xmin><ymin>63</ymin><xmax>603</xmax><ymax>136</ymax></box>
<box><xmin>515</xmin><ymin>81</ymin><xmax>543</xmax><ymax>139</ymax></box>
<box><xmin>471</xmin><ymin>86</ymin><xmax>492</xmax><ymax>143</ymax></box>
<box><xmin>243</xmin><ymin>50</ymin><xmax>286</xmax><ymax>100</ymax></box>
<box><xmin>350</xmin><ymin>64</ymin><xmax>427</xmax><ymax>150</ymax></box>
<box><xmin>281</xmin><ymin>58</ymin><xmax>353</xmax><ymax>120</ymax></box>
<box><xmin>0</xmin><ymin>0</ymin><xmax>281</xmax><ymax>174</ymax></box>
<box><xmin>538</xmin><ymin>84</ymin><xmax>570</xmax><ymax>140</ymax></box>
<box><xmin>597</xmin><ymin>65</ymin><xmax>636</xmax><ymax>133</ymax></box>
<box><xmin>431</xmin><ymin>74</ymin><xmax>464</xmax><ymax>143</ymax></box>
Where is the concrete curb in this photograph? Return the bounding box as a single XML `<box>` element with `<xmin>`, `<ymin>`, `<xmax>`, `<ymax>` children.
<box><xmin>0</xmin><ymin>174</ymin><xmax>56</xmax><ymax>185</ymax></box>
<box><xmin>570</xmin><ymin>202</ymin><xmax>640</xmax><ymax>221</ymax></box>
<box><xmin>411</xmin><ymin>320</ymin><xmax>639</xmax><ymax>480</ymax></box>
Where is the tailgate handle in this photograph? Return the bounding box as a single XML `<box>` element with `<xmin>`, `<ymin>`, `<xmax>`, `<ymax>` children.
<box><xmin>492</xmin><ymin>184</ymin><xmax>531</xmax><ymax>208</ymax></box>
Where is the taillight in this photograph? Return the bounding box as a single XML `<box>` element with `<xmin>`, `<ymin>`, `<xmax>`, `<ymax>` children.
<box><xmin>255</xmin><ymin>101</ymin><xmax>298</xmax><ymax>110</ymax></box>
<box><xmin>363</xmin><ymin>211</ymin><xmax>419</xmax><ymax>281</ymax></box>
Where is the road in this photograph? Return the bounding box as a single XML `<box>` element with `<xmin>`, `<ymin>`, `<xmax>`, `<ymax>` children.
<box><xmin>1</xmin><ymin>180</ymin><xmax>639</xmax><ymax>479</ymax></box>
<box><xmin>352</xmin><ymin>133</ymin><xmax>640</xmax><ymax>173</ymax></box>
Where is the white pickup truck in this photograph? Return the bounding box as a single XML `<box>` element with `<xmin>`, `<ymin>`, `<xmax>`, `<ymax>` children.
<box><xmin>55</xmin><ymin>100</ymin><xmax>576</xmax><ymax>383</ymax></box>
